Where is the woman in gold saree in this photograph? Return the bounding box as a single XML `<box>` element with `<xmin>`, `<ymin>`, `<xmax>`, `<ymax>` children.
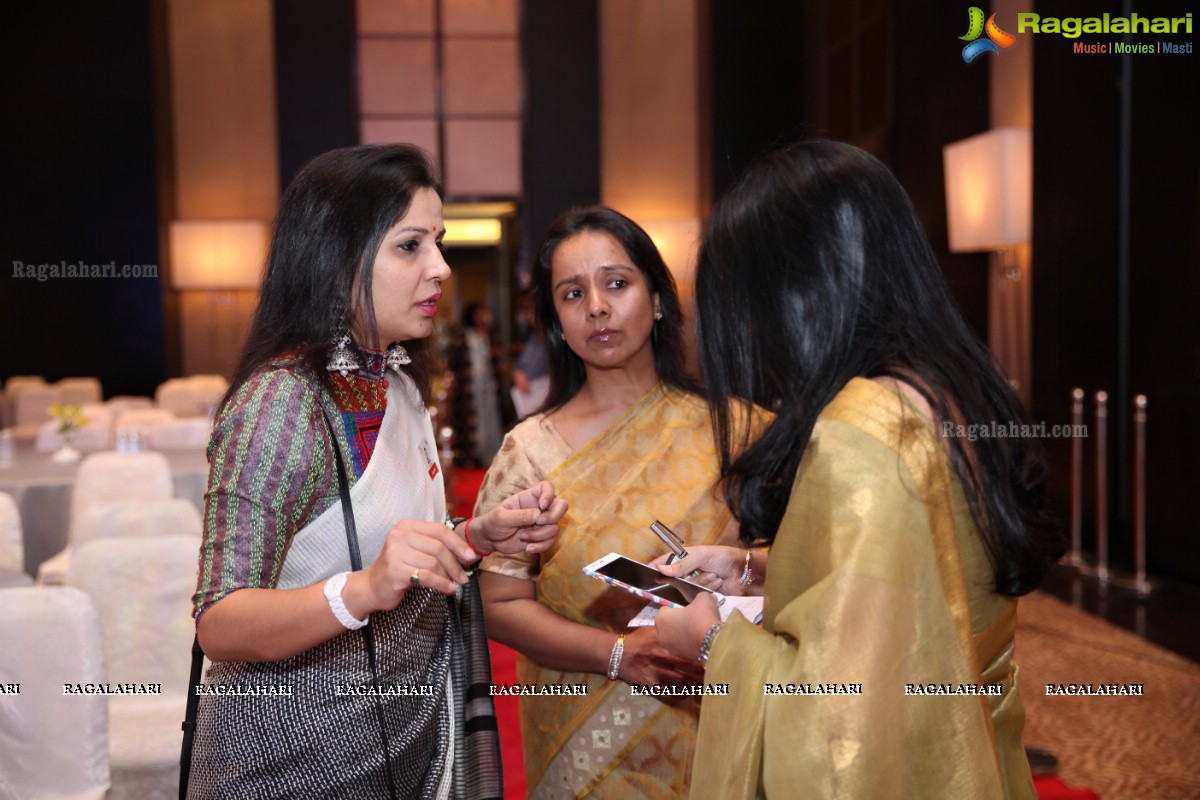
<box><xmin>476</xmin><ymin>206</ymin><xmax>746</xmax><ymax>798</ymax></box>
<box><xmin>656</xmin><ymin>141</ymin><xmax>1065</xmax><ymax>799</ymax></box>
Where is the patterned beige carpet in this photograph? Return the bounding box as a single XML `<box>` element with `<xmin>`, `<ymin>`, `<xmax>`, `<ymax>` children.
<box><xmin>1017</xmin><ymin>591</ymin><xmax>1200</xmax><ymax>799</ymax></box>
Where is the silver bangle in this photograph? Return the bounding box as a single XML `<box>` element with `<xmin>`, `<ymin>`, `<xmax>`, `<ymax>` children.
<box><xmin>698</xmin><ymin>622</ymin><xmax>724</xmax><ymax>664</ymax></box>
<box><xmin>323</xmin><ymin>572</ymin><xmax>368</xmax><ymax>630</ymax></box>
<box><xmin>607</xmin><ymin>634</ymin><xmax>626</xmax><ymax>680</ymax></box>
<box><xmin>737</xmin><ymin>550</ymin><xmax>754</xmax><ymax>590</ymax></box>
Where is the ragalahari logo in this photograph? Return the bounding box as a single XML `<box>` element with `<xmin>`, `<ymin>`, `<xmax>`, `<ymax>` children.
<box><xmin>960</xmin><ymin>7</ymin><xmax>1016</xmax><ymax>62</ymax></box>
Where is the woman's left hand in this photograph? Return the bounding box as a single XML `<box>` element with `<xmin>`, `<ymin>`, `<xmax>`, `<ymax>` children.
<box><xmin>473</xmin><ymin>481</ymin><xmax>568</xmax><ymax>555</ymax></box>
<box><xmin>655</xmin><ymin>592</ymin><xmax>722</xmax><ymax>663</ymax></box>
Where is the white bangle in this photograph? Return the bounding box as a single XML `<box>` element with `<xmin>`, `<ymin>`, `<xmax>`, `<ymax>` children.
<box><xmin>324</xmin><ymin>572</ymin><xmax>368</xmax><ymax>630</ymax></box>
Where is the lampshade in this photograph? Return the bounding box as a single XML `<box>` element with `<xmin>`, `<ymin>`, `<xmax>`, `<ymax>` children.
<box><xmin>169</xmin><ymin>220</ymin><xmax>268</xmax><ymax>290</ymax></box>
<box><xmin>943</xmin><ymin>128</ymin><xmax>1031</xmax><ymax>252</ymax></box>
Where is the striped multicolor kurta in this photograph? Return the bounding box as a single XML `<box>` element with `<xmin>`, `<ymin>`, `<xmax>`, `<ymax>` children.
<box><xmin>188</xmin><ymin>349</ymin><xmax>502</xmax><ymax>799</ymax></box>
<box><xmin>193</xmin><ymin>349</ymin><xmax>390</xmax><ymax>617</ymax></box>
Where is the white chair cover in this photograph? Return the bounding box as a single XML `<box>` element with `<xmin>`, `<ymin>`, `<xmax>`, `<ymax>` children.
<box><xmin>1</xmin><ymin>376</ymin><xmax>46</xmax><ymax>429</ymax></box>
<box><xmin>155</xmin><ymin>380</ymin><xmax>205</xmax><ymax>418</ymax></box>
<box><xmin>67</xmin><ymin>536</ymin><xmax>198</xmax><ymax>799</ymax></box>
<box><xmin>0</xmin><ymin>586</ymin><xmax>110</xmax><ymax>800</ymax></box>
<box><xmin>56</xmin><ymin>377</ymin><xmax>103</xmax><ymax>407</ymax></box>
<box><xmin>38</xmin><ymin>498</ymin><xmax>203</xmax><ymax>584</ymax></box>
<box><xmin>105</xmin><ymin>396</ymin><xmax>155</xmax><ymax>418</ymax></box>
<box><xmin>33</xmin><ymin>405</ymin><xmax>114</xmax><ymax>453</ymax></box>
<box><xmin>75</xmin><ymin>499</ymin><xmax>203</xmax><ymax>545</ymax></box>
<box><xmin>70</xmin><ymin>451</ymin><xmax>173</xmax><ymax>523</ymax></box>
<box><xmin>150</xmin><ymin>418</ymin><xmax>211</xmax><ymax>450</ymax></box>
<box><xmin>0</xmin><ymin>492</ymin><xmax>23</xmax><ymax>572</ymax></box>
<box><xmin>12</xmin><ymin>385</ymin><xmax>61</xmax><ymax>430</ymax></box>
<box><xmin>36</xmin><ymin>453</ymin><xmax>175</xmax><ymax>586</ymax></box>
<box><xmin>3</xmin><ymin>375</ymin><xmax>46</xmax><ymax>393</ymax></box>
<box><xmin>114</xmin><ymin>408</ymin><xmax>177</xmax><ymax>435</ymax></box>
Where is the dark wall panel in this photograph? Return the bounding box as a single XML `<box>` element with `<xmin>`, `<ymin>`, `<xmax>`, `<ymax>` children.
<box><xmin>274</xmin><ymin>0</ymin><xmax>360</xmax><ymax>191</ymax></box>
<box><xmin>0</xmin><ymin>4</ymin><xmax>164</xmax><ymax>397</ymax></box>
<box><xmin>707</xmin><ymin>2</ymin><xmax>807</xmax><ymax>202</ymax></box>
<box><xmin>520</xmin><ymin>0</ymin><xmax>600</xmax><ymax>277</ymax></box>
<box><xmin>889</xmin><ymin>0</ymin><xmax>991</xmax><ymax>341</ymax></box>
<box><xmin>1032</xmin><ymin>0</ymin><xmax>1199</xmax><ymax>585</ymax></box>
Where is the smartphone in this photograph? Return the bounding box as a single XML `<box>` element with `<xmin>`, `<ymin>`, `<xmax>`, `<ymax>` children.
<box><xmin>583</xmin><ymin>552</ymin><xmax>713</xmax><ymax>608</ymax></box>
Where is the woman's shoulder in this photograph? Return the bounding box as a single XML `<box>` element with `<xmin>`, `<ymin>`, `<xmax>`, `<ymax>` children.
<box><xmin>217</xmin><ymin>356</ymin><xmax>324</xmax><ymax>428</ymax></box>
<box><xmin>812</xmin><ymin>376</ymin><xmax>950</xmax><ymax>486</ymax></box>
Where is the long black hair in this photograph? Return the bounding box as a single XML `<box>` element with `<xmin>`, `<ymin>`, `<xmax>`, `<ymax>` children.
<box><xmin>533</xmin><ymin>206</ymin><xmax>700</xmax><ymax>410</ymax></box>
<box><xmin>696</xmin><ymin>141</ymin><xmax>1062</xmax><ymax>596</ymax></box>
<box><xmin>218</xmin><ymin>144</ymin><xmax>442</xmax><ymax>415</ymax></box>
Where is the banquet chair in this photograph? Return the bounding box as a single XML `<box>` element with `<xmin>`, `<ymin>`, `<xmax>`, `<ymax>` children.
<box><xmin>67</xmin><ymin>535</ymin><xmax>198</xmax><ymax>800</ymax></box>
<box><xmin>114</xmin><ymin>407</ymin><xmax>177</xmax><ymax>433</ymax></box>
<box><xmin>37</xmin><ymin>452</ymin><xmax>174</xmax><ymax>586</ymax></box>
<box><xmin>155</xmin><ymin>379</ymin><xmax>207</xmax><ymax>418</ymax></box>
<box><xmin>105</xmin><ymin>395</ymin><xmax>155</xmax><ymax>418</ymax></box>
<box><xmin>70</xmin><ymin>451</ymin><xmax>173</xmax><ymax>522</ymax></box>
<box><xmin>3</xmin><ymin>375</ymin><xmax>46</xmax><ymax>393</ymax></box>
<box><xmin>37</xmin><ymin>498</ymin><xmax>202</xmax><ymax>584</ymax></box>
<box><xmin>57</xmin><ymin>377</ymin><xmax>104</xmax><ymax>407</ymax></box>
<box><xmin>11</xmin><ymin>384</ymin><xmax>60</xmax><ymax>437</ymax></box>
<box><xmin>0</xmin><ymin>586</ymin><xmax>111</xmax><ymax>799</ymax></box>
<box><xmin>0</xmin><ymin>492</ymin><xmax>23</xmax><ymax>572</ymax></box>
<box><xmin>34</xmin><ymin>404</ymin><xmax>114</xmax><ymax>453</ymax></box>
<box><xmin>1</xmin><ymin>375</ymin><xmax>46</xmax><ymax>428</ymax></box>
<box><xmin>150</xmin><ymin>417</ymin><xmax>212</xmax><ymax>450</ymax></box>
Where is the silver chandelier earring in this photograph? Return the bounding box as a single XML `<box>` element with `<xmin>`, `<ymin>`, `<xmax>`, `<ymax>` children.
<box><xmin>327</xmin><ymin>317</ymin><xmax>362</xmax><ymax>377</ymax></box>
<box><xmin>386</xmin><ymin>343</ymin><xmax>412</xmax><ymax>370</ymax></box>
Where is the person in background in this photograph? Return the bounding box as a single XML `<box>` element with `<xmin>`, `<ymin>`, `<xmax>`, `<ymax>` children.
<box><xmin>448</xmin><ymin>302</ymin><xmax>508</xmax><ymax>466</ymax></box>
<box><xmin>475</xmin><ymin>206</ymin><xmax>762</xmax><ymax>798</ymax></box>
<box><xmin>188</xmin><ymin>143</ymin><xmax>566</xmax><ymax>799</ymax></box>
<box><xmin>656</xmin><ymin>141</ymin><xmax>1063</xmax><ymax>800</ymax></box>
<box><xmin>510</xmin><ymin>291</ymin><xmax>551</xmax><ymax>419</ymax></box>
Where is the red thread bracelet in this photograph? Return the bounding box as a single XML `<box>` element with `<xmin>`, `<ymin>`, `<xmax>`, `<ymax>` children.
<box><xmin>463</xmin><ymin>517</ymin><xmax>479</xmax><ymax>554</ymax></box>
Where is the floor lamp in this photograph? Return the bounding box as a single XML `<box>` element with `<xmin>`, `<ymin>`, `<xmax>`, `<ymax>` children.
<box><xmin>168</xmin><ymin>220</ymin><xmax>268</xmax><ymax>376</ymax></box>
<box><xmin>943</xmin><ymin>128</ymin><xmax>1032</xmax><ymax>395</ymax></box>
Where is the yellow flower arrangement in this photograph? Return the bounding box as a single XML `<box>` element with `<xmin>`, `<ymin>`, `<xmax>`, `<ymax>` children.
<box><xmin>47</xmin><ymin>403</ymin><xmax>90</xmax><ymax>435</ymax></box>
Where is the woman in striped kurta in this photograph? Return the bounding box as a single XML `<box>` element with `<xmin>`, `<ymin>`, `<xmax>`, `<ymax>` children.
<box><xmin>187</xmin><ymin>144</ymin><xmax>567</xmax><ymax>800</ymax></box>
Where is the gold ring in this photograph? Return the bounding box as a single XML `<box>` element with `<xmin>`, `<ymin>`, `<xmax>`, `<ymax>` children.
<box><xmin>410</xmin><ymin>569</ymin><xmax>421</xmax><ymax>585</ymax></box>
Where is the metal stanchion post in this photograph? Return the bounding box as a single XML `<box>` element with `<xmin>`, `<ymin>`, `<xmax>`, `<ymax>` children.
<box><xmin>1114</xmin><ymin>394</ymin><xmax>1155</xmax><ymax>595</ymax></box>
<box><xmin>1095</xmin><ymin>390</ymin><xmax>1111</xmax><ymax>583</ymax></box>
<box><xmin>1080</xmin><ymin>391</ymin><xmax>1111</xmax><ymax>583</ymax></box>
<box><xmin>1133</xmin><ymin>395</ymin><xmax>1151</xmax><ymax>594</ymax></box>
<box><xmin>1062</xmin><ymin>388</ymin><xmax>1088</xmax><ymax>568</ymax></box>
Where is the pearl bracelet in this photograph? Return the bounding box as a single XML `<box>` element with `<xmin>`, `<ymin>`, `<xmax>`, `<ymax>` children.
<box><xmin>607</xmin><ymin>634</ymin><xmax>626</xmax><ymax>680</ymax></box>
<box><xmin>698</xmin><ymin>622</ymin><xmax>724</xmax><ymax>664</ymax></box>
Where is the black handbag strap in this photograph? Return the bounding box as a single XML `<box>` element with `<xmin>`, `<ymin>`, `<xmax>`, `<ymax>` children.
<box><xmin>178</xmin><ymin>400</ymin><xmax>399</xmax><ymax>800</ymax></box>
<box><xmin>179</xmin><ymin>634</ymin><xmax>204</xmax><ymax>799</ymax></box>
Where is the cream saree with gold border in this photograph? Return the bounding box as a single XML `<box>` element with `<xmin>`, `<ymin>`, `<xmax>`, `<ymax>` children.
<box><xmin>692</xmin><ymin>378</ymin><xmax>1036</xmax><ymax>800</ymax></box>
<box><xmin>476</xmin><ymin>385</ymin><xmax>744</xmax><ymax>799</ymax></box>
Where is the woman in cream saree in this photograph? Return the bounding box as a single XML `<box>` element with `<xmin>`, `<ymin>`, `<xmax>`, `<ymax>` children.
<box><xmin>476</xmin><ymin>207</ymin><xmax>751</xmax><ymax>798</ymax></box>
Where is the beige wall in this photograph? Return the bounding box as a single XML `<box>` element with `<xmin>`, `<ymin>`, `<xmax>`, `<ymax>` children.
<box><xmin>167</xmin><ymin>0</ymin><xmax>279</xmax><ymax>378</ymax></box>
<box><xmin>599</xmin><ymin>0</ymin><xmax>704</xmax><ymax>288</ymax></box>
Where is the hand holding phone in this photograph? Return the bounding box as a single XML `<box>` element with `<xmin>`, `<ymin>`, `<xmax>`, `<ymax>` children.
<box><xmin>583</xmin><ymin>552</ymin><xmax>715</xmax><ymax>608</ymax></box>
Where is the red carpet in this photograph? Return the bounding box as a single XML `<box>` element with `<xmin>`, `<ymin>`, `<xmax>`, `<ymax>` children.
<box><xmin>454</xmin><ymin>466</ymin><xmax>1092</xmax><ymax>800</ymax></box>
